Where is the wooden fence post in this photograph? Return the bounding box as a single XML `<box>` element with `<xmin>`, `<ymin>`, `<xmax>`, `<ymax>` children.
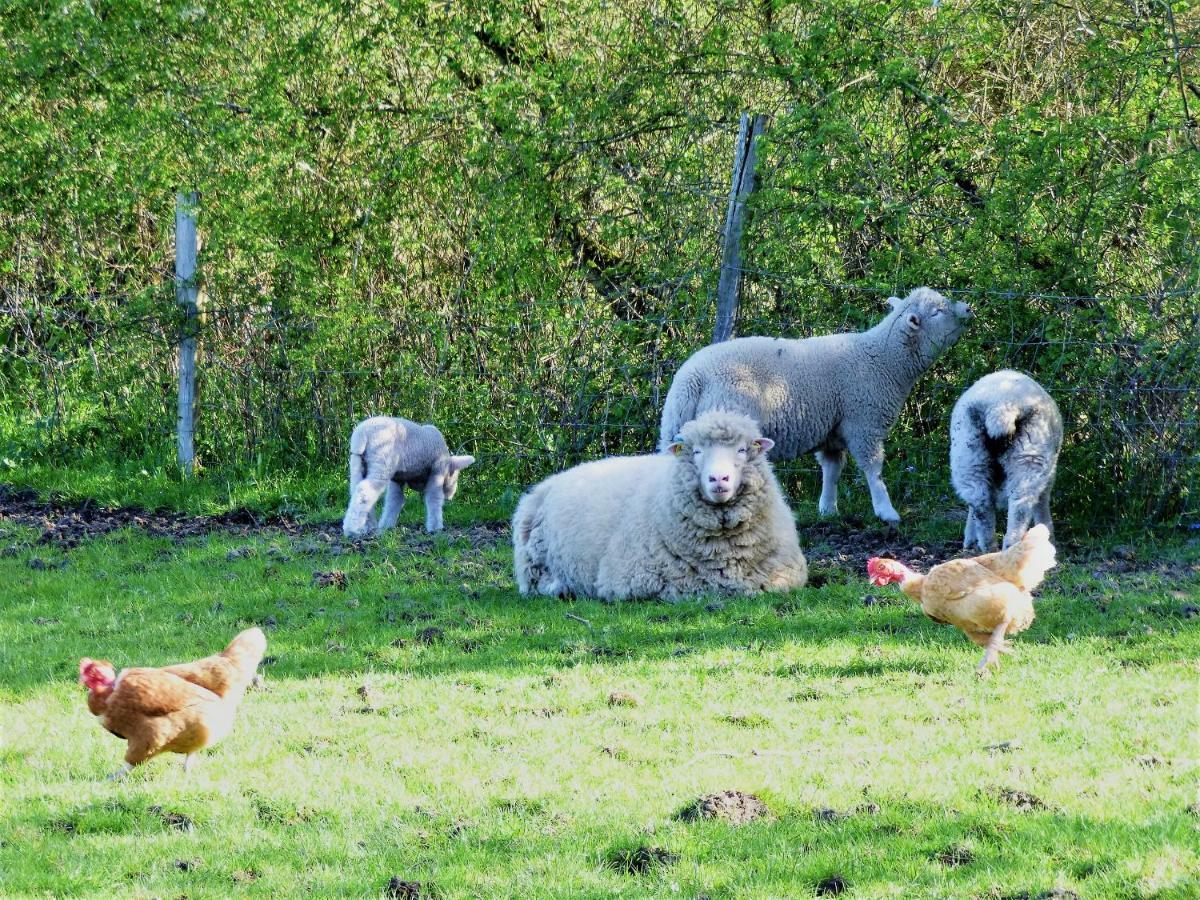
<box><xmin>713</xmin><ymin>113</ymin><xmax>766</xmax><ymax>343</ymax></box>
<box><xmin>175</xmin><ymin>191</ymin><xmax>199</xmax><ymax>475</ymax></box>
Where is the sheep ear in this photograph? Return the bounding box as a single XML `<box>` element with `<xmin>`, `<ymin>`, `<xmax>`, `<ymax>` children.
<box><xmin>752</xmin><ymin>437</ymin><xmax>774</xmax><ymax>453</ymax></box>
<box><xmin>667</xmin><ymin>439</ymin><xmax>686</xmax><ymax>456</ymax></box>
<box><xmin>450</xmin><ymin>455</ymin><xmax>475</xmax><ymax>471</ymax></box>
<box><xmin>886</xmin><ymin>295</ymin><xmax>904</xmax><ymax>310</ymax></box>
<box><xmin>904</xmin><ymin>311</ymin><xmax>921</xmax><ymax>332</ymax></box>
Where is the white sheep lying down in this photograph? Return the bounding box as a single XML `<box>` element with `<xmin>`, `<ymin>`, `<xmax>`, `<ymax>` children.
<box><xmin>342</xmin><ymin>416</ymin><xmax>474</xmax><ymax>537</ymax></box>
<box><xmin>950</xmin><ymin>370</ymin><xmax>1063</xmax><ymax>551</ymax></box>
<box><xmin>513</xmin><ymin>411</ymin><xmax>808</xmax><ymax>601</ymax></box>
<box><xmin>659</xmin><ymin>287</ymin><xmax>972</xmax><ymax>524</ymax></box>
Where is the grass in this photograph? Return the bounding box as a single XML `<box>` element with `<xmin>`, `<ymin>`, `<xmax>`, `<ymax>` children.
<box><xmin>1</xmin><ymin>511</ymin><xmax>1198</xmax><ymax>898</ymax></box>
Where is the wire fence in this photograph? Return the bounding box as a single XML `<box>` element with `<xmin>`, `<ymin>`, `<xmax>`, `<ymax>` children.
<box><xmin>1</xmin><ymin>270</ymin><xmax>1196</xmax><ymax>532</ymax></box>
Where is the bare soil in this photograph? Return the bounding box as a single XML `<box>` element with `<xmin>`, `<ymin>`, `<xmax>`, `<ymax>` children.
<box><xmin>2</xmin><ymin>486</ymin><xmax>1194</xmax><ymax>584</ymax></box>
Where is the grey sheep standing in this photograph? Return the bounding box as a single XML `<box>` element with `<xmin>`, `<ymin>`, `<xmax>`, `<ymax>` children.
<box><xmin>950</xmin><ymin>369</ymin><xmax>1063</xmax><ymax>551</ymax></box>
<box><xmin>342</xmin><ymin>417</ymin><xmax>475</xmax><ymax>537</ymax></box>
<box><xmin>659</xmin><ymin>287</ymin><xmax>972</xmax><ymax>524</ymax></box>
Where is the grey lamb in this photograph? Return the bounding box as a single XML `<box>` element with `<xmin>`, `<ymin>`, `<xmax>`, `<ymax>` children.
<box><xmin>342</xmin><ymin>416</ymin><xmax>474</xmax><ymax>537</ymax></box>
<box><xmin>950</xmin><ymin>369</ymin><xmax>1063</xmax><ymax>551</ymax></box>
<box><xmin>659</xmin><ymin>287</ymin><xmax>972</xmax><ymax>524</ymax></box>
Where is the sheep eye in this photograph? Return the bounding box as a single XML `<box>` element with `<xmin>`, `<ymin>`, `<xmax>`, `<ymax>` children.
<box><xmin>692</xmin><ymin>448</ymin><xmax>701</xmax><ymax>456</ymax></box>
<box><xmin>737</xmin><ymin>447</ymin><xmax>747</xmax><ymax>454</ymax></box>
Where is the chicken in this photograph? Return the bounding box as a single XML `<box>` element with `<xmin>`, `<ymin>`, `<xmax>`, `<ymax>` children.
<box><xmin>79</xmin><ymin>627</ymin><xmax>266</xmax><ymax>780</ymax></box>
<box><xmin>867</xmin><ymin>524</ymin><xmax>1056</xmax><ymax>674</ymax></box>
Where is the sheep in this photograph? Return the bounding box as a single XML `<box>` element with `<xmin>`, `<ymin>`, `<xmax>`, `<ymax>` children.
<box><xmin>512</xmin><ymin>410</ymin><xmax>807</xmax><ymax>601</ymax></box>
<box><xmin>341</xmin><ymin>416</ymin><xmax>475</xmax><ymax>537</ymax></box>
<box><xmin>659</xmin><ymin>287</ymin><xmax>972</xmax><ymax>525</ymax></box>
<box><xmin>950</xmin><ymin>370</ymin><xmax>1063</xmax><ymax>552</ymax></box>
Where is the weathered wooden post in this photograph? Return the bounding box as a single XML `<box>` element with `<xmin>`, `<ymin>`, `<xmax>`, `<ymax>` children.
<box><xmin>175</xmin><ymin>191</ymin><xmax>199</xmax><ymax>474</ymax></box>
<box><xmin>713</xmin><ymin>113</ymin><xmax>766</xmax><ymax>343</ymax></box>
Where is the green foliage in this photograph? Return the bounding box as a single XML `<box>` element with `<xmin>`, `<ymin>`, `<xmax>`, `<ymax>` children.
<box><xmin>0</xmin><ymin>1</ymin><xmax>1196</xmax><ymax>524</ymax></box>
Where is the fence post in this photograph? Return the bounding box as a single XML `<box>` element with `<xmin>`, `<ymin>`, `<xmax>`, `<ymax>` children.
<box><xmin>175</xmin><ymin>191</ymin><xmax>199</xmax><ymax>475</ymax></box>
<box><xmin>713</xmin><ymin>112</ymin><xmax>766</xmax><ymax>343</ymax></box>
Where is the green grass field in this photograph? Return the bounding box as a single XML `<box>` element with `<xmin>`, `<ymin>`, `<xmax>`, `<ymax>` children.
<box><xmin>2</xmin><ymin>499</ymin><xmax>1198</xmax><ymax>898</ymax></box>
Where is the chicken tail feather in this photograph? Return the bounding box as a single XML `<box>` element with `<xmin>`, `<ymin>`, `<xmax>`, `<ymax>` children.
<box><xmin>1008</xmin><ymin>523</ymin><xmax>1056</xmax><ymax>591</ymax></box>
<box><xmin>220</xmin><ymin>628</ymin><xmax>268</xmax><ymax>682</ymax></box>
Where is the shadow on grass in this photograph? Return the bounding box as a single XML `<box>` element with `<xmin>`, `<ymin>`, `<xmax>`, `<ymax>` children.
<box><xmin>3</xmin><ymin>520</ymin><xmax>1194</xmax><ymax>693</ymax></box>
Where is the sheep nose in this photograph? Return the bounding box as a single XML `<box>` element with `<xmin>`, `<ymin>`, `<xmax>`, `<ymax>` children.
<box><xmin>708</xmin><ymin>473</ymin><xmax>730</xmax><ymax>483</ymax></box>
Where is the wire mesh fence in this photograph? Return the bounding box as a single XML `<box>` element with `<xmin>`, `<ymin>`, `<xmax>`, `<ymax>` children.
<box><xmin>1</xmin><ymin>271</ymin><xmax>1196</xmax><ymax>531</ymax></box>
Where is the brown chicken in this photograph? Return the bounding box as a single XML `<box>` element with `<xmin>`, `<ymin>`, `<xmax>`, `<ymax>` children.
<box><xmin>867</xmin><ymin>524</ymin><xmax>1056</xmax><ymax>674</ymax></box>
<box><xmin>79</xmin><ymin>627</ymin><xmax>267</xmax><ymax>780</ymax></box>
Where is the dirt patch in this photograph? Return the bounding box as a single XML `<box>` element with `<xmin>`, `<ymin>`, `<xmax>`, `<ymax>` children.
<box><xmin>385</xmin><ymin>878</ymin><xmax>430</xmax><ymax>899</ymax></box>
<box><xmin>934</xmin><ymin>845</ymin><xmax>975</xmax><ymax>867</ymax></box>
<box><xmin>815</xmin><ymin>874</ymin><xmax>848</xmax><ymax>895</ymax></box>
<box><xmin>0</xmin><ymin>485</ymin><xmax>510</xmax><ymax>552</ymax></box>
<box><xmin>311</xmin><ymin>570</ymin><xmax>348</xmax><ymax>590</ymax></box>
<box><xmin>415</xmin><ymin>627</ymin><xmax>445</xmax><ymax>645</ymax></box>
<box><xmin>990</xmin><ymin>787</ymin><xmax>1048</xmax><ymax>811</ymax></box>
<box><xmin>607</xmin><ymin>691</ymin><xmax>642</xmax><ymax>708</ymax></box>
<box><xmin>802</xmin><ymin>521</ymin><xmax>962</xmax><ymax>580</ymax></box>
<box><xmin>676</xmin><ymin>790</ymin><xmax>771</xmax><ymax>825</ymax></box>
<box><xmin>149</xmin><ymin>806</ymin><xmax>194</xmax><ymax>833</ymax></box>
<box><xmin>606</xmin><ymin>846</ymin><xmax>678</xmax><ymax>875</ymax></box>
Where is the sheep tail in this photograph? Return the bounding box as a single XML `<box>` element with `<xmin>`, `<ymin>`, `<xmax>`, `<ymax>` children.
<box><xmin>348</xmin><ymin>429</ymin><xmax>369</xmax><ymax>481</ymax></box>
<box><xmin>513</xmin><ymin>485</ymin><xmax>545</xmax><ymax>546</ymax></box>
<box><xmin>983</xmin><ymin>401</ymin><xmax>1022</xmax><ymax>439</ymax></box>
<box><xmin>512</xmin><ymin>485</ymin><xmax>548</xmax><ymax>595</ymax></box>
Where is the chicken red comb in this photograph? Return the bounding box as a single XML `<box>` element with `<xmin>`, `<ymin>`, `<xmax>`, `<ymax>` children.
<box><xmin>79</xmin><ymin>658</ymin><xmax>115</xmax><ymax>691</ymax></box>
<box><xmin>866</xmin><ymin>557</ymin><xmax>889</xmax><ymax>577</ymax></box>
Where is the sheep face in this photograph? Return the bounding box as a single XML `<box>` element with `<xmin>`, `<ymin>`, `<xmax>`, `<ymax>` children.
<box><xmin>436</xmin><ymin>455</ymin><xmax>476</xmax><ymax>500</ymax></box>
<box><xmin>668</xmin><ymin>415</ymin><xmax>774</xmax><ymax>505</ymax></box>
<box><xmin>887</xmin><ymin>288</ymin><xmax>972</xmax><ymax>360</ymax></box>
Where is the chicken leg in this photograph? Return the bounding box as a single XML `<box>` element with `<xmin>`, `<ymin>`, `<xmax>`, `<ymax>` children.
<box><xmin>976</xmin><ymin>619</ymin><xmax>1013</xmax><ymax>674</ymax></box>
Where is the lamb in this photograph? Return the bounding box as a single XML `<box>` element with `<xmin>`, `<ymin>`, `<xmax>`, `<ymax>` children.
<box><xmin>659</xmin><ymin>287</ymin><xmax>972</xmax><ymax>525</ymax></box>
<box><xmin>950</xmin><ymin>370</ymin><xmax>1063</xmax><ymax>552</ymax></box>
<box><xmin>341</xmin><ymin>416</ymin><xmax>474</xmax><ymax>537</ymax></box>
<box><xmin>512</xmin><ymin>410</ymin><xmax>807</xmax><ymax>601</ymax></box>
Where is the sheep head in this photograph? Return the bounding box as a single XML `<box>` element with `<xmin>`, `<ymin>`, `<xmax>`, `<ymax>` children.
<box><xmin>435</xmin><ymin>454</ymin><xmax>475</xmax><ymax>500</ymax></box>
<box><xmin>885</xmin><ymin>288</ymin><xmax>972</xmax><ymax>361</ymax></box>
<box><xmin>667</xmin><ymin>411</ymin><xmax>773</xmax><ymax>505</ymax></box>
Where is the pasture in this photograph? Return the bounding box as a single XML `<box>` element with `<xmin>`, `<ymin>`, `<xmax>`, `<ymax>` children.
<box><xmin>2</xmin><ymin>495</ymin><xmax>1196</xmax><ymax>898</ymax></box>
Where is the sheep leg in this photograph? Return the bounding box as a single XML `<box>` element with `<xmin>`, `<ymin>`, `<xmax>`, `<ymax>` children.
<box><xmin>848</xmin><ymin>438</ymin><xmax>900</xmax><ymax>525</ymax></box>
<box><xmin>377</xmin><ymin>481</ymin><xmax>405</xmax><ymax>532</ymax></box>
<box><xmin>815</xmin><ymin>449</ymin><xmax>846</xmax><ymax>517</ymax></box>
<box><xmin>1001</xmin><ymin>478</ymin><xmax>1041</xmax><ymax>548</ymax></box>
<box><xmin>967</xmin><ymin>502</ymin><xmax>997</xmax><ymax>552</ymax></box>
<box><xmin>976</xmin><ymin>619</ymin><xmax>1012</xmax><ymax>675</ymax></box>
<box><xmin>342</xmin><ymin>478</ymin><xmax>387</xmax><ymax>538</ymax></box>
<box><xmin>423</xmin><ymin>486</ymin><xmax>445</xmax><ymax>533</ymax></box>
<box><xmin>1033</xmin><ymin>488</ymin><xmax>1054</xmax><ymax>538</ymax></box>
